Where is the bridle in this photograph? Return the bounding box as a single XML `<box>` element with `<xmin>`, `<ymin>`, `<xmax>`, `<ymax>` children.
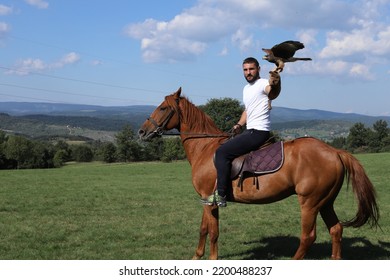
<box><xmin>145</xmin><ymin>96</ymin><xmax>180</xmax><ymax>137</ymax></box>
<box><xmin>147</xmin><ymin>107</ymin><xmax>176</xmax><ymax>136</ymax></box>
<box><xmin>146</xmin><ymin>97</ymin><xmax>233</xmax><ymax>140</ymax></box>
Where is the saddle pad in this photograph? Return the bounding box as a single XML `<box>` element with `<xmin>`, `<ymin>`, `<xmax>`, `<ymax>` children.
<box><xmin>242</xmin><ymin>141</ymin><xmax>284</xmax><ymax>175</ymax></box>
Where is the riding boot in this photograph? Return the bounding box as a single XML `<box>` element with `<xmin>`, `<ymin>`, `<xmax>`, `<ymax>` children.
<box><xmin>200</xmin><ymin>189</ymin><xmax>226</xmax><ymax>207</ymax></box>
<box><xmin>214</xmin><ymin>190</ymin><xmax>227</xmax><ymax>207</ymax></box>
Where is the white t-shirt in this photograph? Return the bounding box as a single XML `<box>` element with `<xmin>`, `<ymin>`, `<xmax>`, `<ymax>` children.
<box><xmin>242</xmin><ymin>78</ymin><xmax>270</xmax><ymax>131</ymax></box>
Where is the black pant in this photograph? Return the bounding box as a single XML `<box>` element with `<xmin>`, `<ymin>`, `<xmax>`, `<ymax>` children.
<box><xmin>215</xmin><ymin>129</ymin><xmax>270</xmax><ymax>196</ymax></box>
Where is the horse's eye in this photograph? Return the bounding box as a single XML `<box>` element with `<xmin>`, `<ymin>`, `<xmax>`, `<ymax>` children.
<box><xmin>160</xmin><ymin>106</ymin><xmax>167</xmax><ymax>111</ymax></box>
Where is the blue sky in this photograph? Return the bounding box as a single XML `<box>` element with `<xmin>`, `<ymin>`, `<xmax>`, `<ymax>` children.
<box><xmin>1</xmin><ymin>0</ymin><xmax>390</xmax><ymax>116</ymax></box>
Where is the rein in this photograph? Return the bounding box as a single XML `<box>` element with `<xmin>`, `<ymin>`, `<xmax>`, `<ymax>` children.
<box><xmin>147</xmin><ymin>97</ymin><xmax>234</xmax><ymax>141</ymax></box>
<box><xmin>163</xmin><ymin>131</ymin><xmax>233</xmax><ymax>142</ymax></box>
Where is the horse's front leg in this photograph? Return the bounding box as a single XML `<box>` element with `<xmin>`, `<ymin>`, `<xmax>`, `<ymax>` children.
<box><xmin>192</xmin><ymin>205</ymin><xmax>219</xmax><ymax>260</ymax></box>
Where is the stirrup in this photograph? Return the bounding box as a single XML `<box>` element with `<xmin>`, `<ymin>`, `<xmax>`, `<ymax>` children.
<box><xmin>200</xmin><ymin>193</ymin><xmax>215</xmax><ymax>206</ymax></box>
<box><xmin>200</xmin><ymin>191</ymin><xmax>227</xmax><ymax>207</ymax></box>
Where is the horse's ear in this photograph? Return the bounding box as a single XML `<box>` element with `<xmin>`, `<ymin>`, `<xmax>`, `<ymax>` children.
<box><xmin>173</xmin><ymin>87</ymin><xmax>182</xmax><ymax>99</ymax></box>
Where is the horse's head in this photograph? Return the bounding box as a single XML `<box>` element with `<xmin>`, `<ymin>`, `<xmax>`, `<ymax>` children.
<box><xmin>138</xmin><ymin>87</ymin><xmax>182</xmax><ymax>140</ymax></box>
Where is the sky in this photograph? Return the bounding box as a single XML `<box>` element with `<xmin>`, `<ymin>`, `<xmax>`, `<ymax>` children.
<box><xmin>0</xmin><ymin>0</ymin><xmax>390</xmax><ymax>116</ymax></box>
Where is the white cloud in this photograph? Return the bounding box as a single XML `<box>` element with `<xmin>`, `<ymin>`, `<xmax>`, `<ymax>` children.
<box><xmin>91</xmin><ymin>60</ymin><xmax>103</xmax><ymax>66</ymax></box>
<box><xmin>296</xmin><ymin>29</ymin><xmax>318</xmax><ymax>47</ymax></box>
<box><xmin>285</xmin><ymin>56</ymin><xmax>375</xmax><ymax>81</ymax></box>
<box><xmin>24</xmin><ymin>0</ymin><xmax>49</xmax><ymax>9</ymax></box>
<box><xmin>56</xmin><ymin>52</ymin><xmax>80</xmax><ymax>66</ymax></box>
<box><xmin>231</xmin><ymin>29</ymin><xmax>255</xmax><ymax>53</ymax></box>
<box><xmin>124</xmin><ymin>0</ymin><xmax>390</xmax><ymax>82</ymax></box>
<box><xmin>140</xmin><ymin>35</ymin><xmax>207</xmax><ymax>63</ymax></box>
<box><xmin>219</xmin><ymin>46</ymin><xmax>228</xmax><ymax>56</ymax></box>
<box><xmin>0</xmin><ymin>22</ymin><xmax>10</xmax><ymax>44</ymax></box>
<box><xmin>0</xmin><ymin>5</ymin><xmax>12</xmax><ymax>40</ymax></box>
<box><xmin>314</xmin><ymin>20</ymin><xmax>390</xmax><ymax>80</ymax></box>
<box><xmin>0</xmin><ymin>4</ymin><xmax>13</xmax><ymax>15</ymax></box>
<box><xmin>124</xmin><ymin>5</ymin><xmax>235</xmax><ymax>63</ymax></box>
<box><xmin>350</xmin><ymin>63</ymin><xmax>372</xmax><ymax>78</ymax></box>
<box><xmin>6</xmin><ymin>52</ymin><xmax>80</xmax><ymax>75</ymax></box>
<box><xmin>6</xmin><ymin>58</ymin><xmax>47</xmax><ymax>75</ymax></box>
<box><xmin>0</xmin><ymin>22</ymin><xmax>10</xmax><ymax>35</ymax></box>
<box><xmin>124</xmin><ymin>0</ymin><xmax>359</xmax><ymax>63</ymax></box>
<box><xmin>320</xmin><ymin>28</ymin><xmax>376</xmax><ymax>58</ymax></box>
<box><xmin>375</xmin><ymin>26</ymin><xmax>390</xmax><ymax>55</ymax></box>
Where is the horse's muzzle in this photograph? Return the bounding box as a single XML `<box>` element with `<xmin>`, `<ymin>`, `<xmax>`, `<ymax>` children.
<box><xmin>138</xmin><ymin>129</ymin><xmax>147</xmax><ymax>140</ymax></box>
<box><xmin>138</xmin><ymin>129</ymin><xmax>157</xmax><ymax>141</ymax></box>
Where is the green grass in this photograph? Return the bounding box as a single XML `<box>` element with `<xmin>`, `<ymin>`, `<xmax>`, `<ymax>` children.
<box><xmin>0</xmin><ymin>154</ymin><xmax>389</xmax><ymax>260</ymax></box>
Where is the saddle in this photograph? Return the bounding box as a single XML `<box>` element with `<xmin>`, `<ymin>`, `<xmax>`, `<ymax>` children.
<box><xmin>231</xmin><ymin>141</ymin><xmax>284</xmax><ymax>189</ymax></box>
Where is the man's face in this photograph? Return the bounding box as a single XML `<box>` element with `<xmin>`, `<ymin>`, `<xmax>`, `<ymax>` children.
<box><xmin>243</xmin><ymin>62</ymin><xmax>260</xmax><ymax>83</ymax></box>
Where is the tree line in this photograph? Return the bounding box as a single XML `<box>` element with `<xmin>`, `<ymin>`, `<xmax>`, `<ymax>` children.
<box><xmin>1</xmin><ymin>98</ymin><xmax>389</xmax><ymax>169</ymax></box>
<box><xmin>328</xmin><ymin>120</ymin><xmax>390</xmax><ymax>153</ymax></box>
<box><xmin>0</xmin><ymin>125</ymin><xmax>185</xmax><ymax>170</ymax></box>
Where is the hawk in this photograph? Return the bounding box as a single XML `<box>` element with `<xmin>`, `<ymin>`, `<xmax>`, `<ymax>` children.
<box><xmin>262</xmin><ymin>40</ymin><xmax>312</xmax><ymax>72</ymax></box>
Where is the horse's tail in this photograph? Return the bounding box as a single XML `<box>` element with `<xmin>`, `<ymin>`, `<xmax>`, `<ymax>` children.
<box><xmin>338</xmin><ymin>150</ymin><xmax>379</xmax><ymax>228</ymax></box>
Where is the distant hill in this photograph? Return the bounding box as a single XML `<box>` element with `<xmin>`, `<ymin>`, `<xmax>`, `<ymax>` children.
<box><xmin>0</xmin><ymin>101</ymin><xmax>154</xmax><ymax>119</ymax></box>
<box><xmin>0</xmin><ymin>102</ymin><xmax>154</xmax><ymax>141</ymax></box>
<box><xmin>271</xmin><ymin>107</ymin><xmax>390</xmax><ymax>125</ymax></box>
<box><xmin>1</xmin><ymin>101</ymin><xmax>389</xmax><ymax>124</ymax></box>
<box><xmin>1</xmin><ymin>102</ymin><xmax>389</xmax><ymax>142</ymax></box>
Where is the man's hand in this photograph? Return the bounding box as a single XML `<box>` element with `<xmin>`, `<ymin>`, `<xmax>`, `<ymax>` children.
<box><xmin>268</xmin><ymin>71</ymin><xmax>281</xmax><ymax>100</ymax></box>
<box><xmin>269</xmin><ymin>70</ymin><xmax>280</xmax><ymax>86</ymax></box>
<box><xmin>232</xmin><ymin>124</ymin><xmax>242</xmax><ymax>135</ymax></box>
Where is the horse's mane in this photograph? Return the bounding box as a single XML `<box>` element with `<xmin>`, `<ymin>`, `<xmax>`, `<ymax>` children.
<box><xmin>166</xmin><ymin>94</ymin><xmax>222</xmax><ymax>134</ymax></box>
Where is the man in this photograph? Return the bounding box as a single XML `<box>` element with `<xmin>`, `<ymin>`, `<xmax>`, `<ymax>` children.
<box><xmin>204</xmin><ymin>57</ymin><xmax>281</xmax><ymax>207</ymax></box>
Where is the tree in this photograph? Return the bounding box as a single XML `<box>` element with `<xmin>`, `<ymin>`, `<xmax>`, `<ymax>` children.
<box><xmin>115</xmin><ymin>124</ymin><xmax>142</xmax><ymax>162</ymax></box>
<box><xmin>0</xmin><ymin>130</ymin><xmax>17</xmax><ymax>169</ymax></box>
<box><xmin>161</xmin><ymin>137</ymin><xmax>185</xmax><ymax>162</ymax></box>
<box><xmin>199</xmin><ymin>98</ymin><xmax>244</xmax><ymax>132</ymax></box>
<box><xmin>140</xmin><ymin>137</ymin><xmax>163</xmax><ymax>161</ymax></box>
<box><xmin>372</xmin><ymin>120</ymin><xmax>389</xmax><ymax>140</ymax></box>
<box><xmin>4</xmin><ymin>135</ymin><xmax>33</xmax><ymax>169</ymax></box>
<box><xmin>72</xmin><ymin>145</ymin><xmax>94</xmax><ymax>162</ymax></box>
<box><xmin>329</xmin><ymin>136</ymin><xmax>347</xmax><ymax>149</ymax></box>
<box><xmin>0</xmin><ymin>130</ymin><xmax>9</xmax><ymax>168</ymax></box>
<box><xmin>28</xmin><ymin>141</ymin><xmax>54</xmax><ymax>168</ymax></box>
<box><xmin>347</xmin><ymin>122</ymin><xmax>370</xmax><ymax>151</ymax></box>
<box><xmin>101</xmin><ymin>142</ymin><xmax>117</xmax><ymax>163</ymax></box>
<box><xmin>54</xmin><ymin>140</ymin><xmax>72</xmax><ymax>162</ymax></box>
<box><xmin>0</xmin><ymin>130</ymin><xmax>7</xmax><ymax>144</ymax></box>
<box><xmin>382</xmin><ymin>136</ymin><xmax>390</xmax><ymax>152</ymax></box>
<box><xmin>370</xmin><ymin>120</ymin><xmax>389</xmax><ymax>152</ymax></box>
<box><xmin>53</xmin><ymin>149</ymin><xmax>68</xmax><ymax>167</ymax></box>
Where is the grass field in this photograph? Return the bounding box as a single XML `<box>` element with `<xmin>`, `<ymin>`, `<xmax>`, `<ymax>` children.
<box><xmin>0</xmin><ymin>153</ymin><xmax>389</xmax><ymax>260</ymax></box>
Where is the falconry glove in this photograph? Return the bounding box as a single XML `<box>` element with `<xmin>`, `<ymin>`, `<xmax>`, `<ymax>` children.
<box><xmin>268</xmin><ymin>71</ymin><xmax>281</xmax><ymax>101</ymax></box>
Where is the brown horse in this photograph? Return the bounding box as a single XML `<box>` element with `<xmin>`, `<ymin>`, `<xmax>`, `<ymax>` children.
<box><xmin>138</xmin><ymin>88</ymin><xmax>379</xmax><ymax>260</ymax></box>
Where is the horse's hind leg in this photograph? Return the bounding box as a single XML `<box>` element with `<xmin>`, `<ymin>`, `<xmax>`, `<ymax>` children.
<box><xmin>320</xmin><ymin>204</ymin><xmax>343</xmax><ymax>260</ymax></box>
<box><xmin>192</xmin><ymin>206</ymin><xmax>219</xmax><ymax>260</ymax></box>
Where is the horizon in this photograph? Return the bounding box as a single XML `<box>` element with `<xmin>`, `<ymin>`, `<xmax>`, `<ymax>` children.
<box><xmin>1</xmin><ymin>1</ymin><xmax>389</xmax><ymax>116</ymax></box>
<box><xmin>1</xmin><ymin>100</ymin><xmax>390</xmax><ymax>118</ymax></box>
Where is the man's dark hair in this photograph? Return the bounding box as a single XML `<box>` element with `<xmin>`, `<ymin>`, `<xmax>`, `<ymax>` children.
<box><xmin>243</xmin><ymin>57</ymin><xmax>259</xmax><ymax>68</ymax></box>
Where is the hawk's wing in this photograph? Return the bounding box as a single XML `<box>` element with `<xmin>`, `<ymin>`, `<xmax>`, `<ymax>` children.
<box><xmin>271</xmin><ymin>41</ymin><xmax>305</xmax><ymax>59</ymax></box>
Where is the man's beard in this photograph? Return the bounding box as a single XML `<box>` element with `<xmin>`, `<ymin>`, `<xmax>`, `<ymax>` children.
<box><xmin>245</xmin><ymin>72</ymin><xmax>260</xmax><ymax>83</ymax></box>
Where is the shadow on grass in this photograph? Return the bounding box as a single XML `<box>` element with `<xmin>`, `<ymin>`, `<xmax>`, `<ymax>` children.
<box><xmin>221</xmin><ymin>236</ymin><xmax>390</xmax><ymax>260</ymax></box>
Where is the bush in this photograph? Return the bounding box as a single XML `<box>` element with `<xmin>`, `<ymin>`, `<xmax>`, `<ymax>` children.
<box><xmin>53</xmin><ymin>149</ymin><xmax>68</xmax><ymax>167</ymax></box>
<box><xmin>161</xmin><ymin>137</ymin><xmax>185</xmax><ymax>162</ymax></box>
<box><xmin>101</xmin><ymin>142</ymin><xmax>117</xmax><ymax>163</ymax></box>
<box><xmin>72</xmin><ymin>145</ymin><xmax>94</xmax><ymax>162</ymax></box>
